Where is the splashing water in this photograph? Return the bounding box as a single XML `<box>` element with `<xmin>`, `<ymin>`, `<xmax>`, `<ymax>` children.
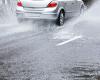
<box><xmin>0</xmin><ymin>0</ymin><xmax>100</xmax><ymax>39</ymax></box>
<box><xmin>53</xmin><ymin>0</ymin><xmax>100</xmax><ymax>40</ymax></box>
<box><xmin>0</xmin><ymin>0</ymin><xmax>17</xmax><ymax>25</ymax></box>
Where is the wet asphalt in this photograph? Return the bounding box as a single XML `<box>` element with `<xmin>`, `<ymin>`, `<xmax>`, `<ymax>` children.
<box><xmin>0</xmin><ymin>18</ymin><xmax>100</xmax><ymax>80</ymax></box>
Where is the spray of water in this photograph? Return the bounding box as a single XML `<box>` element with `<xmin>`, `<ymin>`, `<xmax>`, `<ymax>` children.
<box><xmin>0</xmin><ymin>0</ymin><xmax>17</xmax><ymax>26</ymax></box>
<box><xmin>0</xmin><ymin>0</ymin><xmax>100</xmax><ymax>39</ymax></box>
<box><xmin>53</xmin><ymin>0</ymin><xmax>100</xmax><ymax>40</ymax></box>
<box><xmin>0</xmin><ymin>1</ymin><xmax>100</xmax><ymax>80</ymax></box>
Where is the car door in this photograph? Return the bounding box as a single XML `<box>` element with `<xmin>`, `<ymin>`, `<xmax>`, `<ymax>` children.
<box><xmin>64</xmin><ymin>0</ymin><xmax>77</xmax><ymax>17</ymax></box>
<box><xmin>66</xmin><ymin>0</ymin><xmax>82</xmax><ymax>16</ymax></box>
<box><xmin>73</xmin><ymin>0</ymin><xmax>82</xmax><ymax>15</ymax></box>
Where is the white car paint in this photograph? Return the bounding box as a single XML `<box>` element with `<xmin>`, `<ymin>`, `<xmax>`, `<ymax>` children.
<box><xmin>16</xmin><ymin>0</ymin><xmax>85</xmax><ymax>25</ymax></box>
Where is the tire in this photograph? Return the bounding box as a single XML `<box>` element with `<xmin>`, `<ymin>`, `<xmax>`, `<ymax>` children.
<box><xmin>56</xmin><ymin>11</ymin><xmax>65</xmax><ymax>26</ymax></box>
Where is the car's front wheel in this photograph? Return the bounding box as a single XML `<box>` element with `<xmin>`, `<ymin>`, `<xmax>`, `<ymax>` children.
<box><xmin>56</xmin><ymin>11</ymin><xmax>65</xmax><ymax>26</ymax></box>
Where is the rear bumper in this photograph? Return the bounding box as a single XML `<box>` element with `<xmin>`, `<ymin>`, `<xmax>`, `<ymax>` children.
<box><xmin>16</xmin><ymin>12</ymin><xmax>58</xmax><ymax>20</ymax></box>
<box><xmin>16</xmin><ymin>7</ymin><xmax>58</xmax><ymax>20</ymax></box>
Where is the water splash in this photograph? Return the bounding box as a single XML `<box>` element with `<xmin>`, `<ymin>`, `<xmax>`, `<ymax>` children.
<box><xmin>53</xmin><ymin>0</ymin><xmax>100</xmax><ymax>40</ymax></box>
<box><xmin>0</xmin><ymin>0</ymin><xmax>17</xmax><ymax>25</ymax></box>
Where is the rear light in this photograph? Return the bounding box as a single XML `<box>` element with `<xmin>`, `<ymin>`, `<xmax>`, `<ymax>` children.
<box><xmin>47</xmin><ymin>1</ymin><xmax>57</xmax><ymax>8</ymax></box>
<box><xmin>17</xmin><ymin>1</ymin><xmax>22</xmax><ymax>7</ymax></box>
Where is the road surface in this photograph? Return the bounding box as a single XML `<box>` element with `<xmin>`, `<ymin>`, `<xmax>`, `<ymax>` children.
<box><xmin>0</xmin><ymin>1</ymin><xmax>100</xmax><ymax>80</ymax></box>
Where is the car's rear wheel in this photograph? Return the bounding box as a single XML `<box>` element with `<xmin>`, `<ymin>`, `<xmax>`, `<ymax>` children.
<box><xmin>56</xmin><ymin>11</ymin><xmax>65</xmax><ymax>26</ymax></box>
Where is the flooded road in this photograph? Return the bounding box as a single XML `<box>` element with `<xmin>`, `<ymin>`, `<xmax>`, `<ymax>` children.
<box><xmin>0</xmin><ymin>0</ymin><xmax>100</xmax><ymax>80</ymax></box>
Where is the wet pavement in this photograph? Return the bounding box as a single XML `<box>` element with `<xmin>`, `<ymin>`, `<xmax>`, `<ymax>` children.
<box><xmin>0</xmin><ymin>19</ymin><xmax>100</xmax><ymax>80</ymax></box>
<box><xmin>0</xmin><ymin>1</ymin><xmax>100</xmax><ymax>80</ymax></box>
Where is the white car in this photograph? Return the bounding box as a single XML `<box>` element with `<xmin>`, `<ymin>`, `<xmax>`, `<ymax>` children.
<box><xmin>16</xmin><ymin>0</ymin><xmax>85</xmax><ymax>26</ymax></box>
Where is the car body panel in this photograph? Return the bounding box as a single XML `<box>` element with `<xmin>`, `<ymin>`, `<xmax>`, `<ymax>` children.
<box><xmin>16</xmin><ymin>0</ymin><xmax>85</xmax><ymax>20</ymax></box>
<box><xmin>20</xmin><ymin>0</ymin><xmax>53</xmax><ymax>8</ymax></box>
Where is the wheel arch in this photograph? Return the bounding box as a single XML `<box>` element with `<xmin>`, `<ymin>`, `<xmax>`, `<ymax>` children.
<box><xmin>57</xmin><ymin>7</ymin><xmax>65</xmax><ymax>17</ymax></box>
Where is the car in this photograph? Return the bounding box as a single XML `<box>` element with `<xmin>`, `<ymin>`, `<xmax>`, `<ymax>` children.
<box><xmin>16</xmin><ymin>0</ymin><xmax>85</xmax><ymax>26</ymax></box>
